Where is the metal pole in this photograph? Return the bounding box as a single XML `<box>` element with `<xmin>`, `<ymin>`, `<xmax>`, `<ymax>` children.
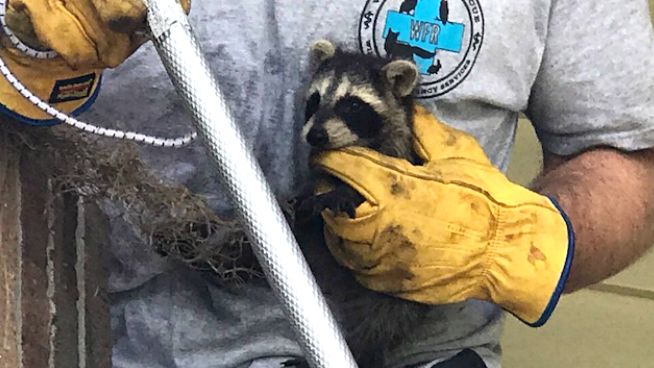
<box><xmin>142</xmin><ymin>1</ymin><xmax>358</xmax><ymax>367</ymax></box>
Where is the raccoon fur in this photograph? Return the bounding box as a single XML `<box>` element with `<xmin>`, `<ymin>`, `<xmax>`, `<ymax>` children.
<box><xmin>290</xmin><ymin>40</ymin><xmax>432</xmax><ymax>368</ymax></box>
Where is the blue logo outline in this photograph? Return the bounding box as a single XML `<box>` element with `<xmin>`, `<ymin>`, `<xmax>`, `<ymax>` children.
<box><xmin>359</xmin><ymin>0</ymin><xmax>485</xmax><ymax>98</ymax></box>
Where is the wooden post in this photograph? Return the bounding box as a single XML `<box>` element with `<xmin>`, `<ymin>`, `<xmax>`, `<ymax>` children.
<box><xmin>0</xmin><ymin>129</ymin><xmax>111</xmax><ymax>368</ymax></box>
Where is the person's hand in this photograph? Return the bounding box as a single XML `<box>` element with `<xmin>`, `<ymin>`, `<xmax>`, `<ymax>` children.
<box><xmin>314</xmin><ymin>104</ymin><xmax>575</xmax><ymax>326</ymax></box>
<box><xmin>5</xmin><ymin>0</ymin><xmax>191</xmax><ymax>69</ymax></box>
<box><xmin>0</xmin><ymin>0</ymin><xmax>190</xmax><ymax>124</ymax></box>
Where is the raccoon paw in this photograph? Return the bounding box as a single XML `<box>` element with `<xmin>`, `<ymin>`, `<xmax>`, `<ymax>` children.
<box><xmin>318</xmin><ymin>191</ymin><xmax>358</xmax><ymax>219</ymax></box>
<box><xmin>334</xmin><ymin>198</ymin><xmax>357</xmax><ymax>218</ymax></box>
<box><xmin>280</xmin><ymin>358</ymin><xmax>310</xmax><ymax>368</ymax></box>
<box><xmin>296</xmin><ymin>192</ymin><xmax>357</xmax><ymax>220</ymax></box>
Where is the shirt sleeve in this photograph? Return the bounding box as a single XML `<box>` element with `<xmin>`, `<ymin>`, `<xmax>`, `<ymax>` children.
<box><xmin>526</xmin><ymin>0</ymin><xmax>654</xmax><ymax>156</ymax></box>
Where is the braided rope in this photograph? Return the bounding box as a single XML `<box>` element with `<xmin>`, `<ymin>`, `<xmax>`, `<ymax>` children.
<box><xmin>0</xmin><ymin>0</ymin><xmax>197</xmax><ymax>148</ymax></box>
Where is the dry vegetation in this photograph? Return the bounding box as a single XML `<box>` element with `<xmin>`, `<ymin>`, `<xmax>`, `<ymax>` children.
<box><xmin>0</xmin><ymin>120</ymin><xmax>294</xmax><ymax>283</ymax></box>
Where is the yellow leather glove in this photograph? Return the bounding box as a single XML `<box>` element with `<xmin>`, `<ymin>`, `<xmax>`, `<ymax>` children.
<box><xmin>6</xmin><ymin>0</ymin><xmax>191</xmax><ymax>69</ymax></box>
<box><xmin>314</xmin><ymin>104</ymin><xmax>575</xmax><ymax>327</ymax></box>
<box><xmin>0</xmin><ymin>0</ymin><xmax>190</xmax><ymax>125</ymax></box>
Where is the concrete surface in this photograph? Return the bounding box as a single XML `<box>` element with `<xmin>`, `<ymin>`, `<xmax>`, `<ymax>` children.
<box><xmin>503</xmin><ymin>289</ymin><xmax>654</xmax><ymax>368</ymax></box>
<box><xmin>502</xmin><ymin>119</ymin><xmax>654</xmax><ymax>367</ymax></box>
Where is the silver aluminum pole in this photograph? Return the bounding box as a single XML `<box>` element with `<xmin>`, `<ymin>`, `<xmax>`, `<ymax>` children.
<box><xmin>142</xmin><ymin>1</ymin><xmax>358</xmax><ymax>367</ymax></box>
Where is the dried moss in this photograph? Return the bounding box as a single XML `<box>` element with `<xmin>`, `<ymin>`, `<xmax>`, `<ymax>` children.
<box><xmin>0</xmin><ymin>120</ymin><xmax>300</xmax><ymax>283</ymax></box>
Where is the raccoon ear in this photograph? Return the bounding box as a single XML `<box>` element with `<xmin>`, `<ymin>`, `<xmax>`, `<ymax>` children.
<box><xmin>382</xmin><ymin>60</ymin><xmax>419</xmax><ymax>97</ymax></box>
<box><xmin>310</xmin><ymin>39</ymin><xmax>337</xmax><ymax>64</ymax></box>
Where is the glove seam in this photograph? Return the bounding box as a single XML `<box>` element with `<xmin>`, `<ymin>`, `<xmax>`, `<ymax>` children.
<box><xmin>45</xmin><ymin>1</ymin><xmax>98</xmax><ymax>67</ymax></box>
<box><xmin>479</xmin><ymin>205</ymin><xmax>502</xmax><ymax>298</ymax></box>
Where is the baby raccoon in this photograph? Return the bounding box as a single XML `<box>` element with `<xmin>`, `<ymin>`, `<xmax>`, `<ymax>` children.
<box><xmin>291</xmin><ymin>40</ymin><xmax>431</xmax><ymax>368</ymax></box>
<box><xmin>297</xmin><ymin>39</ymin><xmax>422</xmax><ymax>220</ymax></box>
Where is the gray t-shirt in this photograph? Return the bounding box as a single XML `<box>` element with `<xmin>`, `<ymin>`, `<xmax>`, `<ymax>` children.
<box><xmin>77</xmin><ymin>0</ymin><xmax>654</xmax><ymax>367</ymax></box>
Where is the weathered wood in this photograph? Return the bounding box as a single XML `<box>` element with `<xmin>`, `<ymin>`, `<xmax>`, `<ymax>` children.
<box><xmin>19</xmin><ymin>143</ymin><xmax>53</xmax><ymax>368</ymax></box>
<box><xmin>0</xmin><ymin>127</ymin><xmax>112</xmax><ymax>368</ymax></box>
<box><xmin>77</xmin><ymin>201</ymin><xmax>112</xmax><ymax>368</ymax></box>
<box><xmin>50</xmin><ymin>190</ymin><xmax>81</xmax><ymax>368</ymax></box>
<box><xmin>0</xmin><ymin>135</ymin><xmax>21</xmax><ymax>368</ymax></box>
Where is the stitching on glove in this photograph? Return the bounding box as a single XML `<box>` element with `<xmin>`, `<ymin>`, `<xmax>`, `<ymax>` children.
<box><xmin>479</xmin><ymin>205</ymin><xmax>501</xmax><ymax>289</ymax></box>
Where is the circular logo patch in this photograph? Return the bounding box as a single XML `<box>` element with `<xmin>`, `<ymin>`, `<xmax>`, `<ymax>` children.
<box><xmin>359</xmin><ymin>0</ymin><xmax>484</xmax><ymax>98</ymax></box>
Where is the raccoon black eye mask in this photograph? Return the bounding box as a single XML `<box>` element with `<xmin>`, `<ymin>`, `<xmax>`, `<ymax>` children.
<box><xmin>304</xmin><ymin>92</ymin><xmax>385</xmax><ymax>151</ymax></box>
<box><xmin>333</xmin><ymin>95</ymin><xmax>384</xmax><ymax>140</ymax></box>
<box><xmin>305</xmin><ymin>92</ymin><xmax>320</xmax><ymax>122</ymax></box>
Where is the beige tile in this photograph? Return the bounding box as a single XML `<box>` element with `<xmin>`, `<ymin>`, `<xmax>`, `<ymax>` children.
<box><xmin>604</xmin><ymin>251</ymin><xmax>654</xmax><ymax>293</ymax></box>
<box><xmin>506</xmin><ymin>118</ymin><xmax>542</xmax><ymax>187</ymax></box>
<box><xmin>502</xmin><ymin>290</ymin><xmax>654</xmax><ymax>368</ymax></box>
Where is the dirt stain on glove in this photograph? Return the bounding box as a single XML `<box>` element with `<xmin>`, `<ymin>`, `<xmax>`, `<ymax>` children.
<box><xmin>445</xmin><ymin>133</ymin><xmax>458</xmax><ymax>146</ymax></box>
<box><xmin>528</xmin><ymin>243</ymin><xmax>547</xmax><ymax>265</ymax></box>
<box><xmin>388</xmin><ymin>174</ymin><xmax>415</xmax><ymax>200</ymax></box>
<box><xmin>390</xmin><ymin>182</ymin><xmax>404</xmax><ymax>196</ymax></box>
<box><xmin>107</xmin><ymin>15</ymin><xmax>145</xmax><ymax>34</ymax></box>
<box><xmin>375</xmin><ymin>225</ymin><xmax>418</xmax><ymax>292</ymax></box>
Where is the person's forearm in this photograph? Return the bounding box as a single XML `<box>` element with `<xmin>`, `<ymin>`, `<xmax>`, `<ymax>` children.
<box><xmin>531</xmin><ymin>147</ymin><xmax>654</xmax><ymax>292</ymax></box>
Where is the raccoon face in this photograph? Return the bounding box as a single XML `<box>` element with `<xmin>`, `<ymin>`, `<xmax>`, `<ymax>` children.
<box><xmin>302</xmin><ymin>40</ymin><xmax>419</xmax><ymax>152</ymax></box>
<box><xmin>302</xmin><ymin>85</ymin><xmax>386</xmax><ymax>150</ymax></box>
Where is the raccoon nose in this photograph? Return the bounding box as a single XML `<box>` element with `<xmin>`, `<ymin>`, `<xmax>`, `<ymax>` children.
<box><xmin>307</xmin><ymin>127</ymin><xmax>329</xmax><ymax>147</ymax></box>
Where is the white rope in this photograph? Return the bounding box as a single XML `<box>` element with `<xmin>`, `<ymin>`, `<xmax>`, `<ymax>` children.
<box><xmin>0</xmin><ymin>0</ymin><xmax>57</xmax><ymax>59</ymax></box>
<box><xmin>0</xmin><ymin>0</ymin><xmax>197</xmax><ymax>148</ymax></box>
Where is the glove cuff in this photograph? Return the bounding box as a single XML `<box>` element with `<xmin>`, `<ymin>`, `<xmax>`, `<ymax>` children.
<box><xmin>0</xmin><ymin>44</ymin><xmax>102</xmax><ymax>126</ymax></box>
<box><xmin>533</xmin><ymin>196</ymin><xmax>576</xmax><ymax>326</ymax></box>
<box><xmin>485</xmin><ymin>195</ymin><xmax>575</xmax><ymax>327</ymax></box>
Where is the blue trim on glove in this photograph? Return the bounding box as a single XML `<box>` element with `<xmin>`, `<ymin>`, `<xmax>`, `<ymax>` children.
<box><xmin>0</xmin><ymin>73</ymin><xmax>103</xmax><ymax>127</ymax></box>
<box><xmin>527</xmin><ymin>196</ymin><xmax>576</xmax><ymax>327</ymax></box>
